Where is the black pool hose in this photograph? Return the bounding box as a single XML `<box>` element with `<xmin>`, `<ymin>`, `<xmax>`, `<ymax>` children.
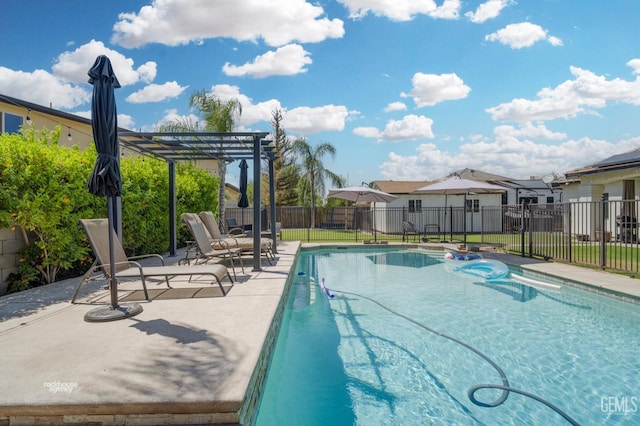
<box><xmin>331</xmin><ymin>289</ymin><xmax>580</xmax><ymax>426</ymax></box>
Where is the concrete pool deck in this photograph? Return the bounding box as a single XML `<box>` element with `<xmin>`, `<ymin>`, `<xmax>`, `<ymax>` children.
<box><xmin>0</xmin><ymin>241</ymin><xmax>638</xmax><ymax>425</ymax></box>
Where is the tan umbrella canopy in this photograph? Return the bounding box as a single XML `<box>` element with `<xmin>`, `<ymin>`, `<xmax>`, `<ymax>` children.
<box><xmin>327</xmin><ymin>186</ymin><xmax>398</xmax><ymax>204</ymax></box>
<box><xmin>414</xmin><ymin>176</ymin><xmax>506</xmax><ymax>196</ymax></box>
<box><xmin>327</xmin><ymin>186</ymin><xmax>397</xmax><ymax>241</ymax></box>
<box><xmin>415</xmin><ymin>176</ymin><xmax>506</xmax><ymax>244</ymax></box>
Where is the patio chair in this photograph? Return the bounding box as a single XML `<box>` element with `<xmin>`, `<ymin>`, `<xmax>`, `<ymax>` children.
<box><xmin>402</xmin><ymin>221</ymin><xmax>421</xmax><ymax>242</ymax></box>
<box><xmin>181</xmin><ymin>213</ymin><xmax>245</xmax><ymax>280</ymax></box>
<box><xmin>199</xmin><ymin>211</ymin><xmax>275</xmax><ymax>264</ymax></box>
<box><xmin>72</xmin><ymin>218</ymin><xmax>232</xmax><ymax>303</ymax></box>
<box><xmin>226</xmin><ymin>217</ymin><xmax>251</xmax><ymax>235</ymax></box>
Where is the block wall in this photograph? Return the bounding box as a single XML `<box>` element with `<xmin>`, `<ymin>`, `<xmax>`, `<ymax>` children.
<box><xmin>0</xmin><ymin>226</ymin><xmax>26</xmax><ymax>295</ymax></box>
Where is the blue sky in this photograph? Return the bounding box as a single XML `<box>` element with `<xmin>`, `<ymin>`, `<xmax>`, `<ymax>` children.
<box><xmin>2</xmin><ymin>0</ymin><xmax>640</xmax><ymax>187</ymax></box>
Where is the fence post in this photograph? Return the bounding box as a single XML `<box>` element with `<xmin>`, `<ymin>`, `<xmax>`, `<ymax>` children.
<box><xmin>600</xmin><ymin>195</ymin><xmax>606</xmax><ymax>269</ymax></box>
<box><xmin>520</xmin><ymin>203</ymin><xmax>526</xmax><ymax>257</ymax></box>
<box><xmin>527</xmin><ymin>202</ymin><xmax>533</xmax><ymax>257</ymax></box>
<box><xmin>568</xmin><ymin>204</ymin><xmax>572</xmax><ymax>262</ymax></box>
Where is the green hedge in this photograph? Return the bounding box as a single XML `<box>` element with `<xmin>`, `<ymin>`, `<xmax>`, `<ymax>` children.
<box><xmin>0</xmin><ymin>127</ymin><xmax>219</xmax><ymax>292</ymax></box>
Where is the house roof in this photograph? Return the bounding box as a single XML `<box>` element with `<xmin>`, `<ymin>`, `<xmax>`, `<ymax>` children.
<box><xmin>564</xmin><ymin>147</ymin><xmax>640</xmax><ymax>179</ymax></box>
<box><xmin>372</xmin><ymin>180</ymin><xmax>432</xmax><ymax>194</ymax></box>
<box><xmin>451</xmin><ymin>168</ymin><xmax>514</xmax><ymax>182</ymax></box>
<box><xmin>0</xmin><ymin>93</ymin><xmax>94</xmax><ymax>127</ymax></box>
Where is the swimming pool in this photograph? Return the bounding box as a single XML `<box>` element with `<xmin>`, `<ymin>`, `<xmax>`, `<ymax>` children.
<box><xmin>254</xmin><ymin>247</ymin><xmax>640</xmax><ymax>425</ymax></box>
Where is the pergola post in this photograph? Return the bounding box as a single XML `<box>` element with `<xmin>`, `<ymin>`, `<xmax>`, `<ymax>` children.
<box><xmin>252</xmin><ymin>135</ymin><xmax>262</xmax><ymax>271</ymax></box>
<box><xmin>168</xmin><ymin>161</ymin><xmax>177</xmax><ymax>257</ymax></box>
<box><xmin>268</xmin><ymin>155</ymin><xmax>277</xmax><ymax>254</ymax></box>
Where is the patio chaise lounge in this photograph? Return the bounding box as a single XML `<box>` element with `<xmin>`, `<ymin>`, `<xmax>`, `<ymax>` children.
<box><xmin>199</xmin><ymin>211</ymin><xmax>275</xmax><ymax>264</ymax></box>
<box><xmin>71</xmin><ymin>218</ymin><xmax>232</xmax><ymax>303</ymax></box>
<box><xmin>180</xmin><ymin>213</ymin><xmax>245</xmax><ymax>280</ymax></box>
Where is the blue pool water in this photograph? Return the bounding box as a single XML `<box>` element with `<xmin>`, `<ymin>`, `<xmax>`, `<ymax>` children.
<box><xmin>254</xmin><ymin>248</ymin><xmax>640</xmax><ymax>425</ymax></box>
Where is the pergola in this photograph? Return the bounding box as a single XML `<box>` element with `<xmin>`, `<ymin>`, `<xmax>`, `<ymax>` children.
<box><xmin>117</xmin><ymin>131</ymin><xmax>277</xmax><ymax>271</ymax></box>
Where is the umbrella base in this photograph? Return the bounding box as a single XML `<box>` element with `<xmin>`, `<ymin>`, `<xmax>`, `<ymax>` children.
<box><xmin>84</xmin><ymin>303</ymin><xmax>143</xmax><ymax>322</ymax></box>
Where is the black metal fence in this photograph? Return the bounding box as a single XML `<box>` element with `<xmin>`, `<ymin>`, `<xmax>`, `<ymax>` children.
<box><xmin>226</xmin><ymin>199</ymin><xmax>640</xmax><ymax>274</ymax></box>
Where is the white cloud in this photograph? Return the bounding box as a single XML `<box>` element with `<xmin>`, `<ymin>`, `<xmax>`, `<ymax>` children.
<box><xmin>429</xmin><ymin>0</ymin><xmax>462</xmax><ymax>20</ymax></box>
<box><xmin>547</xmin><ymin>36</ymin><xmax>563</xmax><ymax>47</ymax></box>
<box><xmin>52</xmin><ymin>39</ymin><xmax>157</xmax><ymax>86</ymax></box>
<box><xmin>628</xmin><ymin>58</ymin><xmax>640</xmax><ymax>74</ymax></box>
<box><xmin>379</xmin><ymin>135</ymin><xmax>640</xmax><ymax>181</ymax></box>
<box><xmin>210</xmin><ymin>84</ymin><xmax>281</xmax><ymax>126</ymax></box>
<box><xmin>384</xmin><ymin>101</ymin><xmax>407</xmax><ymax>112</ymax></box>
<box><xmin>284</xmin><ymin>105</ymin><xmax>351</xmax><ymax>134</ymax></box>
<box><xmin>485</xmin><ymin>22</ymin><xmax>563</xmax><ymax>49</ymax></box>
<box><xmin>73</xmin><ymin>108</ymin><xmax>135</xmax><ymax>129</ymax></box>
<box><xmin>353</xmin><ymin>127</ymin><xmax>381</xmax><ymax>138</ymax></box>
<box><xmin>401</xmin><ymin>72</ymin><xmax>471</xmax><ymax>107</ymax></box>
<box><xmin>208</xmin><ymin>84</ymin><xmax>352</xmax><ymax>134</ymax></box>
<box><xmin>0</xmin><ymin>67</ymin><xmax>90</xmax><ymax>109</ymax></box>
<box><xmin>493</xmin><ymin>123</ymin><xmax>567</xmax><ymax>140</ymax></box>
<box><xmin>112</xmin><ymin>0</ymin><xmax>344</xmax><ymax>48</ymax></box>
<box><xmin>487</xmin><ymin>62</ymin><xmax>640</xmax><ymax>122</ymax></box>
<box><xmin>154</xmin><ymin>108</ymin><xmax>201</xmax><ymax>129</ymax></box>
<box><xmin>117</xmin><ymin>113</ymin><xmax>135</xmax><ymax>129</ymax></box>
<box><xmin>354</xmin><ymin>114</ymin><xmax>434</xmax><ymax>141</ymax></box>
<box><xmin>125</xmin><ymin>81</ymin><xmax>188</xmax><ymax>103</ymax></box>
<box><xmin>465</xmin><ymin>0</ymin><xmax>512</xmax><ymax>24</ymax></box>
<box><xmin>338</xmin><ymin>0</ymin><xmax>460</xmax><ymax>21</ymax></box>
<box><xmin>222</xmin><ymin>44</ymin><xmax>312</xmax><ymax>78</ymax></box>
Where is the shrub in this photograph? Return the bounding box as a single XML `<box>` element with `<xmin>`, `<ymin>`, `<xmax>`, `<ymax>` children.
<box><xmin>0</xmin><ymin>127</ymin><xmax>220</xmax><ymax>291</ymax></box>
<box><xmin>0</xmin><ymin>127</ymin><xmax>102</xmax><ymax>285</ymax></box>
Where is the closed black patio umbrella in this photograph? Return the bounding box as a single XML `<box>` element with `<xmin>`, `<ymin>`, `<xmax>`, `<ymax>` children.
<box><xmin>238</xmin><ymin>159</ymin><xmax>249</xmax><ymax>231</ymax></box>
<box><xmin>85</xmin><ymin>55</ymin><xmax>142</xmax><ymax>322</ymax></box>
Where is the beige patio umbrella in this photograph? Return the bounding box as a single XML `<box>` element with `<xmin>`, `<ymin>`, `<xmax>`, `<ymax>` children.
<box><xmin>414</xmin><ymin>176</ymin><xmax>506</xmax><ymax>244</ymax></box>
<box><xmin>327</xmin><ymin>186</ymin><xmax>398</xmax><ymax>241</ymax></box>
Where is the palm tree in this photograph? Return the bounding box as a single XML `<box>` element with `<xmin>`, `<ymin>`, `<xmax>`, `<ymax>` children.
<box><xmin>158</xmin><ymin>90</ymin><xmax>242</xmax><ymax>226</ymax></box>
<box><xmin>189</xmin><ymin>90</ymin><xmax>242</xmax><ymax>228</ymax></box>
<box><xmin>291</xmin><ymin>138</ymin><xmax>342</xmax><ymax>228</ymax></box>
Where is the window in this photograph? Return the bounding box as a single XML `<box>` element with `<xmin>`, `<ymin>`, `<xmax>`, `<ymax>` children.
<box><xmin>622</xmin><ymin>181</ymin><xmax>635</xmax><ymax>218</ymax></box>
<box><xmin>546</xmin><ymin>196</ymin><xmax>554</xmax><ymax>204</ymax></box>
<box><xmin>408</xmin><ymin>199</ymin><xmax>422</xmax><ymax>213</ymax></box>
<box><xmin>3</xmin><ymin>112</ymin><xmax>23</xmax><ymax>134</ymax></box>
<box><xmin>466</xmin><ymin>199</ymin><xmax>479</xmax><ymax>212</ymax></box>
<box><xmin>520</xmin><ymin>196</ymin><xmax>538</xmax><ymax>205</ymax></box>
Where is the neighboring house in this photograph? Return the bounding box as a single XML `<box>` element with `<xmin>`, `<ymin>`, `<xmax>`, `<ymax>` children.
<box><xmin>1</xmin><ymin>93</ymin><xmax>95</xmax><ymax>149</ymax></box>
<box><xmin>372</xmin><ymin>180</ymin><xmax>432</xmax><ymax>209</ymax></box>
<box><xmin>451</xmin><ymin>168</ymin><xmax>559</xmax><ymax>206</ymax></box>
<box><xmin>372</xmin><ymin>169</ymin><xmax>560</xmax><ymax>235</ymax></box>
<box><xmin>560</xmin><ymin>147</ymin><xmax>640</xmax><ymax>239</ymax></box>
<box><xmin>561</xmin><ymin>148</ymin><xmax>640</xmax><ymax>202</ymax></box>
<box><xmin>224</xmin><ymin>183</ymin><xmax>241</xmax><ymax>210</ymax></box>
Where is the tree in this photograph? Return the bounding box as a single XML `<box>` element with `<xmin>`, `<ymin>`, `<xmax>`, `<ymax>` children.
<box><xmin>291</xmin><ymin>138</ymin><xmax>342</xmax><ymax>228</ymax></box>
<box><xmin>269</xmin><ymin>109</ymin><xmax>300</xmax><ymax>206</ymax></box>
<box><xmin>158</xmin><ymin>89</ymin><xmax>242</xmax><ymax>226</ymax></box>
